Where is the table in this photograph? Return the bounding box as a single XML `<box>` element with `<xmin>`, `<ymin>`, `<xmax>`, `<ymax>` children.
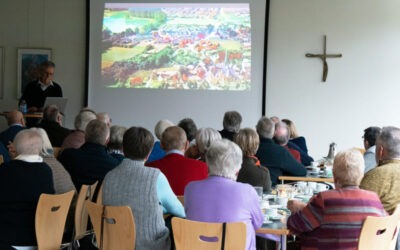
<box><xmin>0</xmin><ymin>112</ymin><xmax>43</xmax><ymax>118</ymax></box>
<box><xmin>257</xmin><ymin>220</ymin><xmax>290</xmax><ymax>250</ymax></box>
<box><xmin>278</xmin><ymin>174</ymin><xmax>334</xmax><ymax>184</ymax></box>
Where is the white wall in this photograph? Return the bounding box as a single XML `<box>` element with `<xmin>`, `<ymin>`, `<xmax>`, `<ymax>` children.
<box><xmin>0</xmin><ymin>0</ymin><xmax>86</xmax><ymax>129</ymax></box>
<box><xmin>267</xmin><ymin>0</ymin><xmax>400</xmax><ymax>158</ymax></box>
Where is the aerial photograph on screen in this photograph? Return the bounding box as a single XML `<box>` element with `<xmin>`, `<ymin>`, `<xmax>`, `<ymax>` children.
<box><xmin>101</xmin><ymin>3</ymin><xmax>251</xmax><ymax>90</ymax></box>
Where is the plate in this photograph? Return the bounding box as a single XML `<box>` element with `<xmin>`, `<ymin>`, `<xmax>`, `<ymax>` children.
<box><xmin>270</xmin><ymin>215</ymin><xmax>282</xmax><ymax>221</ymax></box>
<box><xmin>263</xmin><ymin>194</ymin><xmax>276</xmax><ymax>200</ymax></box>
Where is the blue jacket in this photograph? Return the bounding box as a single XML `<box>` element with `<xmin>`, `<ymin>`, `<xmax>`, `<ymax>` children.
<box><xmin>0</xmin><ymin>125</ymin><xmax>25</xmax><ymax>146</ymax></box>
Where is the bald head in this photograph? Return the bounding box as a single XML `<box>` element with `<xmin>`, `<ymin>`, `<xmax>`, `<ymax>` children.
<box><xmin>6</xmin><ymin>110</ymin><xmax>25</xmax><ymax>126</ymax></box>
<box><xmin>97</xmin><ymin>112</ymin><xmax>111</xmax><ymax>127</ymax></box>
<box><xmin>161</xmin><ymin>126</ymin><xmax>187</xmax><ymax>152</ymax></box>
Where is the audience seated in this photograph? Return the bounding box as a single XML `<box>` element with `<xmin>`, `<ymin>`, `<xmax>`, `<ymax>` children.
<box><xmin>282</xmin><ymin>119</ymin><xmax>314</xmax><ymax>166</ymax></box>
<box><xmin>274</xmin><ymin>122</ymin><xmax>301</xmax><ymax>162</ymax></box>
<box><xmin>31</xmin><ymin>127</ymin><xmax>76</xmax><ymax>194</ymax></box>
<box><xmin>146</xmin><ymin>126</ymin><xmax>208</xmax><ymax>195</ymax></box>
<box><xmin>287</xmin><ymin>149</ymin><xmax>386</xmax><ymax>249</ymax></box>
<box><xmin>61</xmin><ymin>109</ymin><xmax>96</xmax><ymax>149</ymax></box>
<box><xmin>147</xmin><ymin>119</ymin><xmax>174</xmax><ymax>163</ymax></box>
<box><xmin>36</xmin><ymin>104</ymin><xmax>71</xmax><ymax>147</ymax></box>
<box><xmin>235</xmin><ymin>128</ymin><xmax>272</xmax><ymax>192</ymax></box>
<box><xmin>195</xmin><ymin>127</ymin><xmax>222</xmax><ymax>161</ymax></box>
<box><xmin>178</xmin><ymin>118</ymin><xmax>197</xmax><ymax>143</ymax></box>
<box><xmin>360</xmin><ymin>126</ymin><xmax>400</xmax><ymax>214</ymax></box>
<box><xmin>107</xmin><ymin>125</ymin><xmax>126</xmax><ymax>162</ymax></box>
<box><xmin>255</xmin><ymin>117</ymin><xmax>306</xmax><ymax>186</ymax></box>
<box><xmin>219</xmin><ymin>110</ymin><xmax>242</xmax><ymax>141</ymax></box>
<box><xmin>58</xmin><ymin>119</ymin><xmax>120</xmax><ymax>191</ymax></box>
<box><xmin>0</xmin><ymin>110</ymin><xmax>26</xmax><ymax>147</ymax></box>
<box><xmin>362</xmin><ymin>126</ymin><xmax>381</xmax><ymax>173</ymax></box>
<box><xmin>184</xmin><ymin>139</ymin><xmax>263</xmax><ymax>250</ymax></box>
<box><xmin>0</xmin><ymin>130</ymin><xmax>55</xmax><ymax>247</ymax></box>
<box><xmin>103</xmin><ymin>126</ymin><xmax>185</xmax><ymax>250</ymax></box>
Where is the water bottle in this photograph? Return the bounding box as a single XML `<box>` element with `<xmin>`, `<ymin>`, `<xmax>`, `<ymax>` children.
<box><xmin>19</xmin><ymin>100</ymin><xmax>27</xmax><ymax>114</ymax></box>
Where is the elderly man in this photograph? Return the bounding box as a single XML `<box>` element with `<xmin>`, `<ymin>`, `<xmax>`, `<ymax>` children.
<box><xmin>360</xmin><ymin>126</ymin><xmax>400</xmax><ymax>214</ymax></box>
<box><xmin>0</xmin><ymin>110</ymin><xmax>25</xmax><ymax>146</ymax></box>
<box><xmin>146</xmin><ymin>126</ymin><xmax>208</xmax><ymax>195</ymax></box>
<box><xmin>147</xmin><ymin>119</ymin><xmax>174</xmax><ymax>163</ymax></box>
<box><xmin>287</xmin><ymin>150</ymin><xmax>386</xmax><ymax>250</ymax></box>
<box><xmin>274</xmin><ymin>122</ymin><xmax>301</xmax><ymax>162</ymax></box>
<box><xmin>103</xmin><ymin>127</ymin><xmax>185</xmax><ymax>250</ymax></box>
<box><xmin>37</xmin><ymin>104</ymin><xmax>71</xmax><ymax>147</ymax></box>
<box><xmin>61</xmin><ymin>109</ymin><xmax>97</xmax><ymax>149</ymax></box>
<box><xmin>96</xmin><ymin>112</ymin><xmax>112</xmax><ymax>127</ymax></box>
<box><xmin>185</xmin><ymin>139</ymin><xmax>263</xmax><ymax>250</ymax></box>
<box><xmin>219</xmin><ymin>111</ymin><xmax>242</xmax><ymax>141</ymax></box>
<box><xmin>59</xmin><ymin>119</ymin><xmax>120</xmax><ymax>190</ymax></box>
<box><xmin>255</xmin><ymin>117</ymin><xmax>306</xmax><ymax>186</ymax></box>
<box><xmin>0</xmin><ymin>130</ymin><xmax>54</xmax><ymax>247</ymax></box>
<box><xmin>362</xmin><ymin>126</ymin><xmax>381</xmax><ymax>173</ymax></box>
<box><xmin>107</xmin><ymin>125</ymin><xmax>127</xmax><ymax>161</ymax></box>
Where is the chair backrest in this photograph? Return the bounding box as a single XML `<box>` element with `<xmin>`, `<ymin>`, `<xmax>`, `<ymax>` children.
<box><xmin>86</xmin><ymin>201</ymin><xmax>136</xmax><ymax>250</ymax></box>
<box><xmin>358</xmin><ymin>205</ymin><xmax>400</xmax><ymax>250</ymax></box>
<box><xmin>74</xmin><ymin>181</ymin><xmax>98</xmax><ymax>240</ymax></box>
<box><xmin>172</xmin><ymin>217</ymin><xmax>247</xmax><ymax>250</ymax></box>
<box><xmin>96</xmin><ymin>182</ymin><xmax>104</xmax><ymax>205</ymax></box>
<box><xmin>35</xmin><ymin>190</ymin><xmax>75</xmax><ymax>250</ymax></box>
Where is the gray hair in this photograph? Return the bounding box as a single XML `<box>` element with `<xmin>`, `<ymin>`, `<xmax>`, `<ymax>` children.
<box><xmin>161</xmin><ymin>126</ymin><xmax>187</xmax><ymax>151</ymax></box>
<box><xmin>85</xmin><ymin>119</ymin><xmax>110</xmax><ymax>145</ymax></box>
<box><xmin>74</xmin><ymin>110</ymin><xmax>97</xmax><ymax>131</ymax></box>
<box><xmin>196</xmin><ymin>127</ymin><xmax>222</xmax><ymax>156</ymax></box>
<box><xmin>223</xmin><ymin>111</ymin><xmax>242</xmax><ymax>133</ymax></box>
<box><xmin>97</xmin><ymin>112</ymin><xmax>111</xmax><ymax>127</ymax></box>
<box><xmin>43</xmin><ymin>104</ymin><xmax>60</xmax><ymax>122</ymax></box>
<box><xmin>14</xmin><ymin>130</ymin><xmax>43</xmax><ymax>155</ymax></box>
<box><xmin>154</xmin><ymin>119</ymin><xmax>174</xmax><ymax>139</ymax></box>
<box><xmin>256</xmin><ymin>117</ymin><xmax>275</xmax><ymax>139</ymax></box>
<box><xmin>377</xmin><ymin>126</ymin><xmax>400</xmax><ymax>159</ymax></box>
<box><xmin>274</xmin><ymin>122</ymin><xmax>290</xmax><ymax>146</ymax></box>
<box><xmin>28</xmin><ymin>128</ymin><xmax>53</xmax><ymax>156</ymax></box>
<box><xmin>108</xmin><ymin>125</ymin><xmax>127</xmax><ymax>150</ymax></box>
<box><xmin>333</xmin><ymin>149</ymin><xmax>364</xmax><ymax>186</ymax></box>
<box><xmin>206</xmin><ymin>139</ymin><xmax>243</xmax><ymax>180</ymax></box>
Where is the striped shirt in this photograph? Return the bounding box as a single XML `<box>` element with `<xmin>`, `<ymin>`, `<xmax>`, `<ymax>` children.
<box><xmin>287</xmin><ymin>186</ymin><xmax>386</xmax><ymax>250</ymax></box>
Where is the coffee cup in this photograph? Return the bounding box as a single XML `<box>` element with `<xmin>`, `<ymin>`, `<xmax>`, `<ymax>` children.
<box><xmin>276</xmin><ymin>196</ymin><xmax>288</xmax><ymax>206</ymax></box>
<box><xmin>311</xmin><ymin>161</ymin><xmax>320</xmax><ymax>168</ymax></box>
<box><xmin>316</xmin><ymin>183</ymin><xmax>329</xmax><ymax>192</ymax></box>
<box><xmin>295</xmin><ymin>181</ymin><xmax>307</xmax><ymax>194</ymax></box>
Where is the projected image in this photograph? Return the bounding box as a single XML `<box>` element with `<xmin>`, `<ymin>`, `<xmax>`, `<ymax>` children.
<box><xmin>101</xmin><ymin>3</ymin><xmax>251</xmax><ymax>90</ymax></box>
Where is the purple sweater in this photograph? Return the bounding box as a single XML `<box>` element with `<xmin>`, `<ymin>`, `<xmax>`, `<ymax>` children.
<box><xmin>184</xmin><ymin>176</ymin><xmax>263</xmax><ymax>250</ymax></box>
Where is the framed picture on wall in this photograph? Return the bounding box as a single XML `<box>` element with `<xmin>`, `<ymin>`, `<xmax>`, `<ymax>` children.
<box><xmin>0</xmin><ymin>47</ymin><xmax>4</xmax><ymax>99</ymax></box>
<box><xmin>17</xmin><ymin>48</ymin><xmax>52</xmax><ymax>98</ymax></box>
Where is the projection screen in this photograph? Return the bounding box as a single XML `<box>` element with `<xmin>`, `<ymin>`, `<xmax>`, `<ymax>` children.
<box><xmin>88</xmin><ymin>0</ymin><xmax>267</xmax><ymax>130</ymax></box>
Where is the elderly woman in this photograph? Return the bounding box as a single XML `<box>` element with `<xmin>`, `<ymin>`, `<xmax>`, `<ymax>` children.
<box><xmin>193</xmin><ymin>127</ymin><xmax>222</xmax><ymax>161</ymax></box>
<box><xmin>30</xmin><ymin>128</ymin><xmax>76</xmax><ymax>194</ymax></box>
<box><xmin>282</xmin><ymin>119</ymin><xmax>309</xmax><ymax>154</ymax></box>
<box><xmin>184</xmin><ymin>139</ymin><xmax>263</xmax><ymax>250</ymax></box>
<box><xmin>235</xmin><ymin>128</ymin><xmax>272</xmax><ymax>192</ymax></box>
<box><xmin>286</xmin><ymin>149</ymin><xmax>386</xmax><ymax>250</ymax></box>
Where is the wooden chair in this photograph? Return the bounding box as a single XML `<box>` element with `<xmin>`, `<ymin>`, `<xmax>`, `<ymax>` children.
<box><xmin>96</xmin><ymin>182</ymin><xmax>104</xmax><ymax>205</ymax></box>
<box><xmin>172</xmin><ymin>217</ymin><xmax>246</xmax><ymax>250</ymax></box>
<box><xmin>35</xmin><ymin>190</ymin><xmax>75</xmax><ymax>250</ymax></box>
<box><xmin>358</xmin><ymin>205</ymin><xmax>400</xmax><ymax>250</ymax></box>
<box><xmin>73</xmin><ymin>182</ymin><xmax>98</xmax><ymax>243</ymax></box>
<box><xmin>86</xmin><ymin>201</ymin><xmax>135</xmax><ymax>250</ymax></box>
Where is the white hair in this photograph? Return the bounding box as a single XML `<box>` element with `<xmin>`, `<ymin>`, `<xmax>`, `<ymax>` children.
<box><xmin>28</xmin><ymin>128</ymin><xmax>53</xmax><ymax>156</ymax></box>
<box><xmin>206</xmin><ymin>139</ymin><xmax>243</xmax><ymax>180</ymax></box>
<box><xmin>75</xmin><ymin>110</ymin><xmax>97</xmax><ymax>131</ymax></box>
<box><xmin>14</xmin><ymin>130</ymin><xmax>43</xmax><ymax>155</ymax></box>
<box><xmin>333</xmin><ymin>149</ymin><xmax>364</xmax><ymax>187</ymax></box>
<box><xmin>154</xmin><ymin>119</ymin><xmax>174</xmax><ymax>140</ymax></box>
<box><xmin>196</xmin><ymin>128</ymin><xmax>222</xmax><ymax>156</ymax></box>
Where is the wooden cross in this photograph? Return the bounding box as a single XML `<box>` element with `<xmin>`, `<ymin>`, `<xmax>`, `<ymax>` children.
<box><xmin>306</xmin><ymin>35</ymin><xmax>342</xmax><ymax>82</ymax></box>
